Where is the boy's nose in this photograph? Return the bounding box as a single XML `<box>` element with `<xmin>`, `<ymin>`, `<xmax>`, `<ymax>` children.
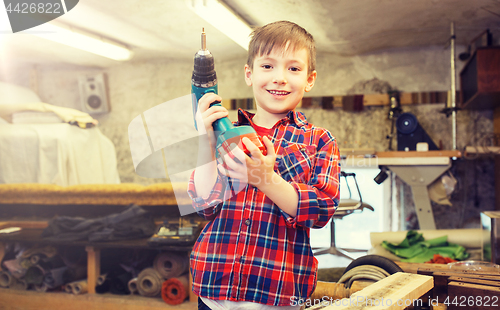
<box><xmin>272</xmin><ymin>68</ymin><xmax>287</xmax><ymax>85</ymax></box>
<box><xmin>272</xmin><ymin>75</ymin><xmax>287</xmax><ymax>85</ymax></box>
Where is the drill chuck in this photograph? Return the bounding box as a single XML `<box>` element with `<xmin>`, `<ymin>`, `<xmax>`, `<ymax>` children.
<box><xmin>191</xmin><ymin>50</ymin><xmax>217</xmax><ymax>88</ymax></box>
<box><xmin>191</xmin><ymin>29</ymin><xmax>267</xmax><ymax>157</ymax></box>
<box><xmin>191</xmin><ymin>29</ymin><xmax>217</xmax><ymax>88</ymax></box>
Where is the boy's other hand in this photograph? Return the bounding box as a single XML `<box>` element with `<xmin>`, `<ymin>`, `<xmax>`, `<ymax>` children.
<box><xmin>218</xmin><ymin>136</ymin><xmax>280</xmax><ymax>189</ymax></box>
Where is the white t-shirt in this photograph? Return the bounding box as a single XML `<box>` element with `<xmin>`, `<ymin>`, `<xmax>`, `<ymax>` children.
<box><xmin>201</xmin><ymin>297</ymin><xmax>303</xmax><ymax>310</ymax></box>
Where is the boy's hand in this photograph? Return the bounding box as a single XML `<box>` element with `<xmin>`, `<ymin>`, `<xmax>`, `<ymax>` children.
<box><xmin>195</xmin><ymin>93</ymin><xmax>228</xmax><ymax>146</ymax></box>
<box><xmin>218</xmin><ymin>136</ymin><xmax>281</xmax><ymax>189</ymax></box>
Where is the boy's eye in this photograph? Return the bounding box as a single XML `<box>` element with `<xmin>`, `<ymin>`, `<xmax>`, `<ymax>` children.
<box><xmin>289</xmin><ymin>67</ymin><xmax>301</xmax><ymax>72</ymax></box>
<box><xmin>261</xmin><ymin>64</ymin><xmax>272</xmax><ymax>69</ymax></box>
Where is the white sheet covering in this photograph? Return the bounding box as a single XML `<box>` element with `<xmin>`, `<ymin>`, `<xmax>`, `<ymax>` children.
<box><xmin>0</xmin><ymin>123</ymin><xmax>120</xmax><ymax>185</ymax></box>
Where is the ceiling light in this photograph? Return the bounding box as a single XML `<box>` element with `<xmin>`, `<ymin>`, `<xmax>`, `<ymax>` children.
<box><xmin>29</xmin><ymin>22</ymin><xmax>133</xmax><ymax>61</ymax></box>
<box><xmin>187</xmin><ymin>0</ymin><xmax>252</xmax><ymax>50</ymax></box>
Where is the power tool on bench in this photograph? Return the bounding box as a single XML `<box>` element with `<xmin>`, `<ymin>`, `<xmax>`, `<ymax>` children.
<box><xmin>191</xmin><ymin>28</ymin><xmax>266</xmax><ymax>157</ymax></box>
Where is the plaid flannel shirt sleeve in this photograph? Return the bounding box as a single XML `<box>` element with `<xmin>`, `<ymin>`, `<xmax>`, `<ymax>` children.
<box><xmin>187</xmin><ymin>170</ymin><xmax>225</xmax><ymax>220</ymax></box>
<box><xmin>284</xmin><ymin>132</ymin><xmax>340</xmax><ymax>229</ymax></box>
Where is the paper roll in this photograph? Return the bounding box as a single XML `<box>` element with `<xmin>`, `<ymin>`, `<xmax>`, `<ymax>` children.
<box><xmin>0</xmin><ymin>270</ymin><xmax>14</xmax><ymax>288</ymax></box>
<box><xmin>25</xmin><ymin>265</ymin><xmax>46</xmax><ymax>285</ymax></box>
<box><xmin>64</xmin><ymin>283</ymin><xmax>74</xmax><ymax>293</ymax></box>
<box><xmin>137</xmin><ymin>267</ymin><xmax>163</xmax><ymax>297</ymax></box>
<box><xmin>97</xmin><ymin>273</ymin><xmax>107</xmax><ymax>286</ymax></box>
<box><xmin>153</xmin><ymin>252</ymin><xmax>189</xmax><ymax>279</ymax></box>
<box><xmin>71</xmin><ymin>279</ymin><xmax>88</xmax><ymax>295</ymax></box>
<box><xmin>35</xmin><ymin>283</ymin><xmax>49</xmax><ymax>292</ymax></box>
<box><xmin>161</xmin><ymin>274</ymin><xmax>189</xmax><ymax>305</ymax></box>
<box><xmin>12</xmin><ymin>278</ymin><xmax>29</xmax><ymax>290</ymax></box>
<box><xmin>44</xmin><ymin>266</ymin><xmax>69</xmax><ymax>289</ymax></box>
<box><xmin>128</xmin><ymin>277</ymin><xmax>138</xmax><ymax>295</ymax></box>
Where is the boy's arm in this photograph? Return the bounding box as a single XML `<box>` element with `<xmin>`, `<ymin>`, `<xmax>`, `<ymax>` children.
<box><xmin>286</xmin><ymin>132</ymin><xmax>340</xmax><ymax>228</ymax></box>
<box><xmin>224</xmin><ymin>132</ymin><xmax>339</xmax><ymax>228</ymax></box>
<box><xmin>187</xmin><ymin>93</ymin><xmax>228</xmax><ymax>218</ymax></box>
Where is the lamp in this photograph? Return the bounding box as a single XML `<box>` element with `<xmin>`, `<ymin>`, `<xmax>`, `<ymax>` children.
<box><xmin>29</xmin><ymin>22</ymin><xmax>132</xmax><ymax>61</ymax></box>
<box><xmin>187</xmin><ymin>0</ymin><xmax>252</xmax><ymax>50</ymax></box>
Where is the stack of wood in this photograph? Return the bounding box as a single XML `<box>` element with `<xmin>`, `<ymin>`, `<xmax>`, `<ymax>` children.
<box><xmin>398</xmin><ymin>262</ymin><xmax>500</xmax><ymax>310</ymax></box>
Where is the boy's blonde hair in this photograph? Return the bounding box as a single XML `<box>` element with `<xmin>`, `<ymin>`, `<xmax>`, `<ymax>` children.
<box><xmin>247</xmin><ymin>21</ymin><xmax>316</xmax><ymax>74</ymax></box>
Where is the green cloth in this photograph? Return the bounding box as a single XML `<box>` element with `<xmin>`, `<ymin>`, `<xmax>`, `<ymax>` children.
<box><xmin>381</xmin><ymin>230</ymin><xmax>469</xmax><ymax>263</ymax></box>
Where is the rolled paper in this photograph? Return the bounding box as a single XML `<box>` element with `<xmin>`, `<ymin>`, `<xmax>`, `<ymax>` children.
<box><xmin>10</xmin><ymin>278</ymin><xmax>29</xmax><ymax>290</ymax></box>
<box><xmin>43</xmin><ymin>266</ymin><xmax>69</xmax><ymax>289</ymax></box>
<box><xmin>161</xmin><ymin>274</ymin><xmax>189</xmax><ymax>305</ymax></box>
<box><xmin>2</xmin><ymin>259</ymin><xmax>27</xmax><ymax>279</ymax></box>
<box><xmin>35</xmin><ymin>283</ymin><xmax>49</xmax><ymax>292</ymax></box>
<box><xmin>30</xmin><ymin>254</ymin><xmax>41</xmax><ymax>265</ymax></box>
<box><xmin>97</xmin><ymin>273</ymin><xmax>107</xmax><ymax>286</ymax></box>
<box><xmin>71</xmin><ymin>279</ymin><xmax>88</xmax><ymax>295</ymax></box>
<box><xmin>137</xmin><ymin>267</ymin><xmax>163</xmax><ymax>297</ymax></box>
<box><xmin>25</xmin><ymin>265</ymin><xmax>46</xmax><ymax>285</ymax></box>
<box><xmin>0</xmin><ymin>270</ymin><xmax>14</xmax><ymax>288</ymax></box>
<box><xmin>64</xmin><ymin>283</ymin><xmax>74</xmax><ymax>293</ymax></box>
<box><xmin>128</xmin><ymin>278</ymin><xmax>138</xmax><ymax>295</ymax></box>
<box><xmin>153</xmin><ymin>252</ymin><xmax>189</xmax><ymax>279</ymax></box>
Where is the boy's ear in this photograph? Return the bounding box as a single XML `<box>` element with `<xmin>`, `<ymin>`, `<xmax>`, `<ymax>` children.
<box><xmin>244</xmin><ymin>64</ymin><xmax>253</xmax><ymax>86</ymax></box>
<box><xmin>304</xmin><ymin>70</ymin><xmax>317</xmax><ymax>92</ymax></box>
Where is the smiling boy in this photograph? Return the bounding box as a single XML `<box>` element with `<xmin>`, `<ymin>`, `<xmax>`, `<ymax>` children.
<box><xmin>188</xmin><ymin>21</ymin><xmax>340</xmax><ymax>309</ymax></box>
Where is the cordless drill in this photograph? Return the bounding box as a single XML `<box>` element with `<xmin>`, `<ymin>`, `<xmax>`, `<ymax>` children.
<box><xmin>191</xmin><ymin>29</ymin><xmax>266</xmax><ymax>157</ymax></box>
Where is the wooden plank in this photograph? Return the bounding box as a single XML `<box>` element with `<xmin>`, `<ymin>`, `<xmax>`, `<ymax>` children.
<box><xmin>448</xmin><ymin>276</ymin><xmax>500</xmax><ymax>287</ymax></box>
<box><xmin>376</xmin><ymin>150</ymin><xmax>462</xmax><ymax>158</ymax></box>
<box><xmin>448</xmin><ymin>281</ymin><xmax>500</xmax><ymax>310</ymax></box>
<box><xmin>189</xmin><ymin>272</ymin><xmax>197</xmax><ymax>303</ymax></box>
<box><xmin>0</xmin><ymin>288</ymin><xmax>197</xmax><ymax>310</ymax></box>
<box><xmin>86</xmin><ymin>246</ymin><xmax>101</xmax><ymax>295</ymax></box>
<box><xmin>321</xmin><ymin>272</ymin><xmax>433</xmax><ymax>309</ymax></box>
<box><xmin>396</xmin><ymin>262</ymin><xmax>449</xmax><ymax>274</ymax></box>
<box><xmin>363</xmin><ymin>94</ymin><xmax>389</xmax><ymax>106</ymax></box>
<box><xmin>0</xmin><ymin>221</ymin><xmax>48</xmax><ymax>229</ymax></box>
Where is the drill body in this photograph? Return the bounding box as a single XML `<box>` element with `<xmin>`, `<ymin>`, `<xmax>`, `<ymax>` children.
<box><xmin>191</xmin><ymin>30</ymin><xmax>266</xmax><ymax>157</ymax></box>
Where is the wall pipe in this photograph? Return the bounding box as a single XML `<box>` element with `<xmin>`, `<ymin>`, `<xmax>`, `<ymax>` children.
<box><xmin>451</xmin><ymin>22</ymin><xmax>457</xmax><ymax>150</ymax></box>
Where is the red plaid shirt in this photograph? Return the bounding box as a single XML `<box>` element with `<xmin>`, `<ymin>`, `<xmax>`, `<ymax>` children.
<box><xmin>188</xmin><ymin>109</ymin><xmax>340</xmax><ymax>306</ymax></box>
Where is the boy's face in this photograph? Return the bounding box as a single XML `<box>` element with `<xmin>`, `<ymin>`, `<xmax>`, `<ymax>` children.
<box><xmin>244</xmin><ymin>47</ymin><xmax>316</xmax><ymax>116</ymax></box>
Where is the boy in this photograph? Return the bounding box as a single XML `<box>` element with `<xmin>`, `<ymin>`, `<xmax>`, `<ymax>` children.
<box><xmin>188</xmin><ymin>21</ymin><xmax>340</xmax><ymax>309</ymax></box>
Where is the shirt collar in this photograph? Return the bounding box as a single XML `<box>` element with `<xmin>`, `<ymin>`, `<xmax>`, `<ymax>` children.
<box><xmin>237</xmin><ymin>109</ymin><xmax>308</xmax><ymax>128</ymax></box>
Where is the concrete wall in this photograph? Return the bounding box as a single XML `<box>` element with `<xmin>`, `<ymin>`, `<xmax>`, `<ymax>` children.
<box><xmin>1</xmin><ymin>44</ymin><xmax>495</xmax><ymax>229</ymax></box>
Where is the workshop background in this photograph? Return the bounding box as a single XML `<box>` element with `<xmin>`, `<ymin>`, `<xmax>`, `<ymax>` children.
<box><xmin>1</xmin><ymin>1</ymin><xmax>499</xmax><ymax>246</ymax></box>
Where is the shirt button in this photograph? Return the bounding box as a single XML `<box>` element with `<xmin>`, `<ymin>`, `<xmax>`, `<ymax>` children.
<box><xmin>245</xmin><ymin>219</ymin><xmax>251</xmax><ymax>226</ymax></box>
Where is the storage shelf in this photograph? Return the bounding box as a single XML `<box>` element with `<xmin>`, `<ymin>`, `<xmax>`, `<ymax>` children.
<box><xmin>0</xmin><ymin>288</ymin><xmax>197</xmax><ymax>310</ymax></box>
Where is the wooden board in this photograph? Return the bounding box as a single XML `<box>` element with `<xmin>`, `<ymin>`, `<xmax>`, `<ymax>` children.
<box><xmin>448</xmin><ymin>281</ymin><xmax>500</xmax><ymax>310</ymax></box>
<box><xmin>376</xmin><ymin>150</ymin><xmax>462</xmax><ymax>158</ymax></box>
<box><xmin>0</xmin><ymin>221</ymin><xmax>48</xmax><ymax>230</ymax></box>
<box><xmin>0</xmin><ymin>288</ymin><xmax>197</xmax><ymax>310</ymax></box>
<box><xmin>320</xmin><ymin>272</ymin><xmax>433</xmax><ymax>309</ymax></box>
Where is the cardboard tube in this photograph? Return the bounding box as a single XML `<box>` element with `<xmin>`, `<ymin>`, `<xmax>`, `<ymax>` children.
<box><xmin>64</xmin><ymin>283</ymin><xmax>74</xmax><ymax>293</ymax></box>
<box><xmin>0</xmin><ymin>271</ymin><xmax>14</xmax><ymax>288</ymax></box>
<box><xmin>153</xmin><ymin>252</ymin><xmax>188</xmax><ymax>279</ymax></box>
<box><xmin>71</xmin><ymin>279</ymin><xmax>88</xmax><ymax>295</ymax></box>
<box><xmin>11</xmin><ymin>278</ymin><xmax>29</xmax><ymax>290</ymax></box>
<box><xmin>128</xmin><ymin>277</ymin><xmax>138</xmax><ymax>295</ymax></box>
<box><xmin>137</xmin><ymin>267</ymin><xmax>163</xmax><ymax>297</ymax></box>
<box><xmin>97</xmin><ymin>273</ymin><xmax>107</xmax><ymax>286</ymax></box>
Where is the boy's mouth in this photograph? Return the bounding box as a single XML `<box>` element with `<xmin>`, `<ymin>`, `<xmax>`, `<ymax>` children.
<box><xmin>267</xmin><ymin>90</ymin><xmax>290</xmax><ymax>96</ymax></box>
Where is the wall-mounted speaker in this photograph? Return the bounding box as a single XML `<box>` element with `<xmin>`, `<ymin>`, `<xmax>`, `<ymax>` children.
<box><xmin>78</xmin><ymin>73</ymin><xmax>110</xmax><ymax>114</ymax></box>
<box><xmin>396</xmin><ymin>113</ymin><xmax>438</xmax><ymax>151</ymax></box>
